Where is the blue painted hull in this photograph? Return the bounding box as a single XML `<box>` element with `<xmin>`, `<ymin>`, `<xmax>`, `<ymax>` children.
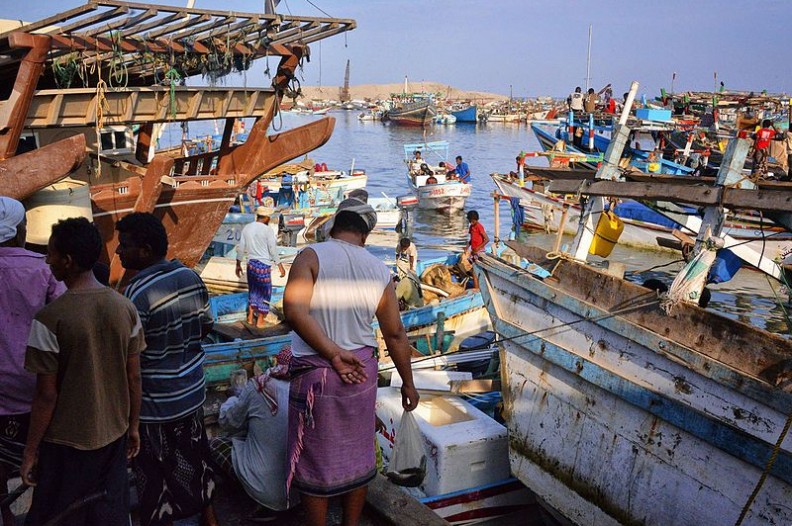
<box><xmin>451</xmin><ymin>105</ymin><xmax>477</xmax><ymax>123</ymax></box>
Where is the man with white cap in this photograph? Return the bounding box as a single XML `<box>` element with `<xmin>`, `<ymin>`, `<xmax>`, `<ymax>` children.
<box><xmin>283</xmin><ymin>197</ymin><xmax>419</xmax><ymax>526</ymax></box>
<box><xmin>236</xmin><ymin>206</ymin><xmax>286</xmax><ymax>328</ymax></box>
<box><xmin>0</xmin><ymin>197</ymin><xmax>64</xmax><ymax>526</ymax></box>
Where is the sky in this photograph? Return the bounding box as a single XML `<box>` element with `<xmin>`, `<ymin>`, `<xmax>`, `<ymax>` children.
<box><xmin>7</xmin><ymin>0</ymin><xmax>792</xmax><ymax>98</ymax></box>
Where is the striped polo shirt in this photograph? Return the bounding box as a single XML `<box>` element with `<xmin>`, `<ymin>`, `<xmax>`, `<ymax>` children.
<box><xmin>125</xmin><ymin>260</ymin><xmax>213</xmax><ymax>423</ymax></box>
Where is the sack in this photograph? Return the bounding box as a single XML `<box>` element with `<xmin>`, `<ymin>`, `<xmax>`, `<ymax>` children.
<box><xmin>385</xmin><ymin>410</ymin><xmax>427</xmax><ymax>487</ymax></box>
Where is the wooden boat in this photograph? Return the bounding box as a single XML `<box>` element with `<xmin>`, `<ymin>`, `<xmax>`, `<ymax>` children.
<box><xmin>383</xmin><ymin>98</ymin><xmax>437</xmax><ymax>127</ymax></box>
<box><xmin>0</xmin><ymin>1</ymin><xmax>355</xmax><ymax>286</ymax></box>
<box><xmin>404</xmin><ymin>141</ymin><xmax>472</xmax><ymax>212</ymax></box>
<box><xmin>476</xmin><ymin>85</ymin><xmax>792</xmax><ymax>525</ymax></box>
<box><xmin>450</xmin><ymin>104</ymin><xmax>478</xmax><ymax>123</ymax></box>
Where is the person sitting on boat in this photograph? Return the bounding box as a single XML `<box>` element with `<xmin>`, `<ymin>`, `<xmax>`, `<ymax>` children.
<box><xmin>419</xmin><ymin>162</ymin><xmax>434</xmax><ymax>176</ymax></box>
<box><xmin>409</xmin><ymin>150</ymin><xmax>423</xmax><ymax>173</ymax></box>
<box><xmin>425</xmin><ymin>175</ymin><xmax>438</xmax><ymax>184</ymax></box>
<box><xmin>455</xmin><ymin>156</ymin><xmax>471</xmax><ymax>184</ymax></box>
<box><xmin>567</xmin><ymin>86</ymin><xmax>584</xmax><ymax>113</ymax></box>
<box><xmin>236</xmin><ymin>207</ymin><xmax>287</xmax><ymax>328</ymax></box>
<box><xmin>209</xmin><ymin>349</ymin><xmax>297</xmax><ymax>522</ymax></box>
<box><xmin>438</xmin><ymin>161</ymin><xmax>456</xmax><ymax>179</ymax></box>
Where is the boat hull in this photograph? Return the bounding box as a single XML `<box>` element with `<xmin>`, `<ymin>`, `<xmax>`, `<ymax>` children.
<box><xmin>416</xmin><ymin>183</ymin><xmax>472</xmax><ymax>211</ymax></box>
<box><xmin>450</xmin><ymin>105</ymin><xmax>477</xmax><ymax>123</ymax></box>
<box><xmin>475</xmin><ymin>249</ymin><xmax>792</xmax><ymax>526</ymax></box>
<box><xmin>384</xmin><ymin>100</ymin><xmax>437</xmax><ymax>127</ymax></box>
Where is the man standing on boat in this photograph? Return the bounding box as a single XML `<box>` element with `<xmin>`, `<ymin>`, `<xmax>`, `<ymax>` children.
<box><xmin>567</xmin><ymin>86</ymin><xmax>584</xmax><ymax>113</ymax></box>
<box><xmin>466</xmin><ymin>210</ymin><xmax>490</xmax><ymax>289</ymax></box>
<box><xmin>115</xmin><ymin>213</ymin><xmax>218</xmax><ymax>526</ymax></box>
<box><xmin>455</xmin><ymin>156</ymin><xmax>471</xmax><ymax>184</ymax></box>
<box><xmin>751</xmin><ymin>119</ymin><xmax>777</xmax><ymax>178</ymax></box>
<box><xmin>236</xmin><ymin>207</ymin><xmax>286</xmax><ymax>328</ymax></box>
<box><xmin>0</xmin><ymin>197</ymin><xmax>64</xmax><ymax>526</ymax></box>
<box><xmin>283</xmin><ymin>198</ymin><xmax>419</xmax><ymax>526</ymax></box>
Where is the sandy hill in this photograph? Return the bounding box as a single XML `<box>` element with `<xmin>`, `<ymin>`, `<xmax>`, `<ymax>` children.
<box><xmin>300</xmin><ymin>82</ymin><xmax>508</xmax><ymax>102</ymax></box>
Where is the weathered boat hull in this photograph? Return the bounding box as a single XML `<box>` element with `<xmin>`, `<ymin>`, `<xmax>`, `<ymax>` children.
<box><xmin>0</xmin><ymin>135</ymin><xmax>86</xmax><ymax>200</ymax></box>
<box><xmin>91</xmin><ymin>117</ymin><xmax>335</xmax><ymax>277</ymax></box>
<box><xmin>475</xmin><ymin>247</ymin><xmax>792</xmax><ymax>526</ymax></box>
<box><xmin>384</xmin><ymin>100</ymin><xmax>437</xmax><ymax>127</ymax></box>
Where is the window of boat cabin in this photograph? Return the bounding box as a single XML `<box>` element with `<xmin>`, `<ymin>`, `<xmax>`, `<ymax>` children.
<box><xmin>99</xmin><ymin>127</ymin><xmax>134</xmax><ymax>156</ymax></box>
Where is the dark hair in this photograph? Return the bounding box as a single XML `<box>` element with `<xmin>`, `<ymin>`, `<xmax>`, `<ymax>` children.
<box><xmin>575</xmin><ymin>86</ymin><xmax>581</xmax><ymax>92</ymax></box>
<box><xmin>399</xmin><ymin>237</ymin><xmax>411</xmax><ymax>248</ymax></box>
<box><xmin>330</xmin><ymin>210</ymin><xmax>370</xmax><ymax>236</ymax></box>
<box><xmin>762</xmin><ymin>119</ymin><xmax>773</xmax><ymax>128</ymax></box>
<box><xmin>467</xmin><ymin>210</ymin><xmax>479</xmax><ymax>221</ymax></box>
<box><xmin>50</xmin><ymin>217</ymin><xmax>102</xmax><ymax>271</ymax></box>
<box><xmin>116</xmin><ymin>212</ymin><xmax>168</xmax><ymax>258</ymax></box>
<box><xmin>456</xmin><ymin>155</ymin><xmax>462</xmax><ymax>161</ymax></box>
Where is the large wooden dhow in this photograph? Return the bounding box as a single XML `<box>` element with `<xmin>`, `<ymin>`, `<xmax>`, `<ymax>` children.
<box><xmin>476</xmin><ymin>83</ymin><xmax>792</xmax><ymax>525</ymax></box>
<box><xmin>0</xmin><ymin>1</ymin><xmax>355</xmax><ymax>285</ymax></box>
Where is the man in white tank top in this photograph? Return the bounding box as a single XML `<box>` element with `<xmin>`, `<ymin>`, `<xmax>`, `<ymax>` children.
<box><xmin>283</xmin><ymin>198</ymin><xmax>419</xmax><ymax>526</ymax></box>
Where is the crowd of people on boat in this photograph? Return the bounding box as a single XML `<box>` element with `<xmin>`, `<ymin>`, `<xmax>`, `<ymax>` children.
<box><xmin>0</xmin><ymin>195</ymin><xmax>420</xmax><ymax>526</ymax></box>
<box><xmin>408</xmin><ymin>150</ymin><xmax>472</xmax><ymax>184</ymax></box>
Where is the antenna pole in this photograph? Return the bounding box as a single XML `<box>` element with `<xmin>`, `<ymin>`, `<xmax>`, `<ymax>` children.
<box><xmin>585</xmin><ymin>24</ymin><xmax>592</xmax><ymax>91</ymax></box>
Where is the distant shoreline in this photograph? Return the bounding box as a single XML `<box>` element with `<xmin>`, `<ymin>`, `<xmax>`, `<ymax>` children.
<box><xmin>299</xmin><ymin>82</ymin><xmax>509</xmax><ymax>102</ymax></box>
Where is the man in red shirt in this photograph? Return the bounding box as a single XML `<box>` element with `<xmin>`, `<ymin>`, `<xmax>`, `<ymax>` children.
<box><xmin>752</xmin><ymin>119</ymin><xmax>777</xmax><ymax>177</ymax></box>
<box><xmin>466</xmin><ymin>210</ymin><xmax>489</xmax><ymax>289</ymax></box>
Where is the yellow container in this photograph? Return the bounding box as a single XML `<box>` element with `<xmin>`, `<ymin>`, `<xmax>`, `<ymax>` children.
<box><xmin>24</xmin><ymin>179</ymin><xmax>93</xmax><ymax>245</ymax></box>
<box><xmin>589</xmin><ymin>210</ymin><xmax>624</xmax><ymax>257</ymax></box>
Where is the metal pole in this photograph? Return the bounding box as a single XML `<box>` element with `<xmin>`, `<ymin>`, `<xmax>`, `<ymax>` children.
<box><xmin>588</xmin><ymin>112</ymin><xmax>595</xmax><ymax>151</ymax></box>
<box><xmin>585</xmin><ymin>24</ymin><xmax>592</xmax><ymax>92</ymax></box>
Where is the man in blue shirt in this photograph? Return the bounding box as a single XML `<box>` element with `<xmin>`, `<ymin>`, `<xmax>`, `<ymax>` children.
<box><xmin>455</xmin><ymin>156</ymin><xmax>471</xmax><ymax>184</ymax></box>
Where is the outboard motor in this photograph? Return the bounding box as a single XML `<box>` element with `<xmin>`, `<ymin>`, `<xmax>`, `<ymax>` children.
<box><xmin>278</xmin><ymin>213</ymin><xmax>305</xmax><ymax>247</ymax></box>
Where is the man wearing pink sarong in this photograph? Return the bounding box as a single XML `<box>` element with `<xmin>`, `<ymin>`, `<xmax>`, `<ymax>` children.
<box><xmin>283</xmin><ymin>197</ymin><xmax>419</xmax><ymax>526</ymax></box>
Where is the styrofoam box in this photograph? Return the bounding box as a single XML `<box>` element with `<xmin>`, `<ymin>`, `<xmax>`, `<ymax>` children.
<box><xmin>376</xmin><ymin>387</ymin><xmax>510</xmax><ymax>496</ymax></box>
<box><xmin>635</xmin><ymin>108</ymin><xmax>672</xmax><ymax>122</ymax></box>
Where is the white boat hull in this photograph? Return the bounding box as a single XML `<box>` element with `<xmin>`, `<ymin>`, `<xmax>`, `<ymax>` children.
<box><xmin>416</xmin><ymin>183</ymin><xmax>472</xmax><ymax>211</ymax></box>
<box><xmin>475</xmin><ymin>250</ymin><xmax>792</xmax><ymax>526</ymax></box>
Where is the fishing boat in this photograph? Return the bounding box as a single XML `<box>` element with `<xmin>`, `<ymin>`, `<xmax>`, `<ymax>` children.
<box><xmin>450</xmin><ymin>104</ymin><xmax>478</xmax><ymax>123</ymax></box>
<box><xmin>382</xmin><ymin>79</ymin><xmax>437</xmax><ymax>127</ymax></box>
<box><xmin>404</xmin><ymin>141</ymin><xmax>472</xmax><ymax>212</ymax></box>
<box><xmin>0</xmin><ymin>1</ymin><xmax>355</xmax><ymax>287</ymax></box>
<box><xmin>475</xmin><ymin>85</ymin><xmax>792</xmax><ymax>525</ymax></box>
<box><xmin>383</xmin><ymin>97</ymin><xmax>437</xmax><ymax>127</ymax></box>
<box><xmin>490</xmin><ymin>172</ymin><xmax>792</xmax><ymax>261</ymax></box>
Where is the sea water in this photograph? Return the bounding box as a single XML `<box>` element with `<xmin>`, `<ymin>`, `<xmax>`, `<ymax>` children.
<box><xmin>180</xmin><ymin>111</ymin><xmax>790</xmax><ymax>337</ymax></box>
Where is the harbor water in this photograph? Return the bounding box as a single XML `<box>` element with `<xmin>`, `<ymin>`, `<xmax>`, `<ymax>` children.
<box><xmin>180</xmin><ymin>111</ymin><xmax>791</xmax><ymax>337</ymax></box>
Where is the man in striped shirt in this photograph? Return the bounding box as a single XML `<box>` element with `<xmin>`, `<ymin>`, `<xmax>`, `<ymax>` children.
<box><xmin>115</xmin><ymin>212</ymin><xmax>218</xmax><ymax>526</ymax></box>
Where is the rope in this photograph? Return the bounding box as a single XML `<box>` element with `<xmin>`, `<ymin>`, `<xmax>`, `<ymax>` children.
<box><xmin>164</xmin><ymin>67</ymin><xmax>182</xmax><ymax>120</ymax></box>
<box><xmin>94</xmin><ymin>53</ymin><xmax>109</xmax><ymax>180</ymax></box>
<box><xmin>379</xmin><ymin>298</ymin><xmax>660</xmax><ymax>373</ymax></box>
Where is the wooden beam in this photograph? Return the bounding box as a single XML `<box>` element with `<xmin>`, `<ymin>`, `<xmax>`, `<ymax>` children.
<box><xmin>547</xmin><ymin>179</ymin><xmax>722</xmax><ymax>206</ymax></box>
<box><xmin>59</xmin><ymin>5</ymin><xmax>129</xmax><ymax>34</ymax></box>
<box><xmin>365</xmin><ymin>474</ymin><xmax>450</xmax><ymax>526</ymax></box>
<box><xmin>135</xmin><ymin>122</ymin><xmax>154</xmax><ymax>164</ymax></box>
<box><xmin>0</xmin><ymin>33</ymin><xmax>51</xmax><ymax>160</ymax></box>
<box><xmin>723</xmin><ymin>188</ymin><xmax>792</xmax><ymax>213</ymax></box>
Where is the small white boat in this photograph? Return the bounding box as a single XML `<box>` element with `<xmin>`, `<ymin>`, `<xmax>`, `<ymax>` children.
<box><xmin>404</xmin><ymin>141</ymin><xmax>472</xmax><ymax>212</ymax></box>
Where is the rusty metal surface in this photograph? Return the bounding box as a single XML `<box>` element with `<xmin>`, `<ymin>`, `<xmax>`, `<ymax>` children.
<box><xmin>0</xmin><ymin>135</ymin><xmax>86</xmax><ymax>199</ymax></box>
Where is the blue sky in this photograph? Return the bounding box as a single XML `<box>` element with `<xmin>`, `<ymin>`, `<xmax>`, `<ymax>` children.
<box><xmin>8</xmin><ymin>0</ymin><xmax>791</xmax><ymax>98</ymax></box>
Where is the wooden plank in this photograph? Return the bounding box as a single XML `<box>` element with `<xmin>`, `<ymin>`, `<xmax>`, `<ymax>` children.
<box><xmin>722</xmin><ymin>188</ymin><xmax>792</xmax><ymax>212</ymax></box>
<box><xmin>366</xmin><ymin>474</ymin><xmax>450</xmax><ymax>526</ymax></box>
<box><xmin>0</xmin><ymin>135</ymin><xmax>86</xmax><ymax>200</ymax></box>
<box><xmin>58</xmin><ymin>5</ymin><xmax>129</xmax><ymax>34</ymax></box>
<box><xmin>547</xmin><ymin>179</ymin><xmax>722</xmax><ymax>206</ymax></box>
